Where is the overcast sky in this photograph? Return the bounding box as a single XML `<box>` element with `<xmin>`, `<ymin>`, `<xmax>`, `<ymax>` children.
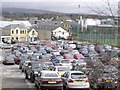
<box><xmin>1</xmin><ymin>0</ymin><xmax>120</xmax><ymax>14</ymax></box>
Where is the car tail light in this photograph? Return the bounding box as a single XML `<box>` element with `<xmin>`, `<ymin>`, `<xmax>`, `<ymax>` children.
<box><xmin>98</xmin><ymin>79</ymin><xmax>102</xmax><ymax>82</ymax></box>
<box><xmin>70</xmin><ymin>64</ymin><xmax>72</xmax><ymax>66</ymax></box>
<box><xmin>86</xmin><ymin>80</ymin><xmax>89</xmax><ymax>82</ymax></box>
<box><xmin>6</xmin><ymin>60</ymin><xmax>7</xmax><ymax>62</ymax></box>
<box><xmin>68</xmin><ymin>79</ymin><xmax>73</xmax><ymax>83</ymax></box>
<box><xmin>21</xmin><ymin>61</ymin><xmax>23</xmax><ymax>64</ymax></box>
<box><xmin>18</xmin><ymin>57</ymin><xmax>19</xmax><ymax>59</ymax></box>
<box><xmin>116</xmin><ymin>80</ymin><xmax>118</xmax><ymax>82</ymax></box>
<box><xmin>57</xmin><ymin>72</ymin><xmax>59</xmax><ymax>75</ymax></box>
<box><xmin>76</xmin><ymin>64</ymin><xmax>78</xmax><ymax>66</ymax></box>
<box><xmin>60</xmin><ymin>64</ymin><xmax>62</xmax><ymax>66</ymax></box>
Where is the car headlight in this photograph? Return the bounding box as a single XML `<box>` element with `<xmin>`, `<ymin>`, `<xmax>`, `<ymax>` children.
<box><xmin>34</xmin><ymin>71</ymin><xmax>38</xmax><ymax>74</ymax></box>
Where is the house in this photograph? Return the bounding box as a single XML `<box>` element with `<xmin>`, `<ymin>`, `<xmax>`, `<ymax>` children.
<box><xmin>52</xmin><ymin>27</ymin><xmax>69</xmax><ymax>39</ymax></box>
<box><xmin>33</xmin><ymin>21</ymin><xmax>62</xmax><ymax>40</ymax></box>
<box><xmin>28</xmin><ymin>28</ymin><xmax>38</xmax><ymax>42</ymax></box>
<box><xmin>10</xmin><ymin>24</ymin><xmax>28</xmax><ymax>42</ymax></box>
<box><xmin>0</xmin><ymin>21</ymin><xmax>32</xmax><ymax>42</ymax></box>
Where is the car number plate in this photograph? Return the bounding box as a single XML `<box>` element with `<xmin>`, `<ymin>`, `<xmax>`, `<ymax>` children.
<box><xmin>106</xmin><ymin>80</ymin><xmax>112</xmax><ymax>82</ymax></box>
<box><xmin>9</xmin><ymin>60</ymin><xmax>11</xmax><ymax>61</ymax></box>
<box><xmin>48</xmin><ymin>81</ymin><xmax>56</xmax><ymax>83</ymax></box>
<box><xmin>76</xmin><ymin>80</ymin><xmax>83</xmax><ymax>82</ymax></box>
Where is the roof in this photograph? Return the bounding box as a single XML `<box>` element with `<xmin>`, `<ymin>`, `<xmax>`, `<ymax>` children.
<box><xmin>3</xmin><ymin>24</ymin><xmax>28</xmax><ymax>29</ymax></box>
<box><xmin>34</xmin><ymin>20</ymin><xmax>62</xmax><ymax>25</ymax></box>
<box><xmin>52</xmin><ymin>27</ymin><xmax>68</xmax><ymax>33</ymax></box>
<box><xmin>41</xmin><ymin>70</ymin><xmax>58</xmax><ymax>73</ymax></box>
<box><xmin>33</xmin><ymin>24</ymin><xmax>61</xmax><ymax>31</ymax></box>
<box><xmin>13</xmin><ymin>21</ymin><xmax>32</xmax><ymax>27</ymax></box>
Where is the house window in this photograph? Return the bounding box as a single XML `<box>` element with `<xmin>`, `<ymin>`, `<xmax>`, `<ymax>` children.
<box><xmin>12</xmin><ymin>37</ymin><xmax>14</xmax><ymax>40</ymax></box>
<box><xmin>62</xmin><ymin>32</ymin><xmax>64</xmax><ymax>35</ymax></box>
<box><xmin>25</xmin><ymin>30</ymin><xmax>26</xmax><ymax>34</ymax></box>
<box><xmin>12</xmin><ymin>30</ymin><xmax>14</xmax><ymax>34</ymax></box>
<box><xmin>16</xmin><ymin>37</ymin><xmax>18</xmax><ymax>40</ymax></box>
<box><xmin>20</xmin><ymin>31</ymin><xmax>22</xmax><ymax>34</ymax></box>
<box><xmin>23</xmin><ymin>30</ymin><xmax>24</xmax><ymax>34</ymax></box>
<box><xmin>16</xmin><ymin>30</ymin><xmax>18</xmax><ymax>34</ymax></box>
<box><xmin>59</xmin><ymin>31</ymin><xmax>61</xmax><ymax>32</ymax></box>
<box><xmin>32</xmin><ymin>31</ymin><xmax>35</xmax><ymax>35</ymax></box>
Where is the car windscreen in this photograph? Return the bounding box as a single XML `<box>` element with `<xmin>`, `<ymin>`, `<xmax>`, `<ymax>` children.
<box><xmin>76</xmin><ymin>54</ymin><xmax>83</xmax><ymax>57</ymax></box>
<box><xmin>65</xmin><ymin>55</ymin><xmax>73</xmax><ymax>57</ymax></box>
<box><xmin>33</xmin><ymin>63</ymin><xmax>41</xmax><ymax>68</ymax></box>
<box><xmin>45</xmin><ymin>73</ymin><xmax>58</xmax><ymax>77</ymax></box>
<box><xmin>71</xmin><ymin>73</ymin><xmax>86</xmax><ymax>79</ymax></box>
<box><xmin>45</xmin><ymin>62</ymin><xmax>53</xmax><ymax>65</ymax></box>
<box><xmin>61</xmin><ymin>60</ymin><xmax>70</xmax><ymax>63</ymax></box>
<box><xmin>58</xmin><ymin>67</ymin><xmax>69</xmax><ymax>71</ymax></box>
<box><xmin>6</xmin><ymin>56</ymin><xmax>13</xmax><ymax>59</ymax></box>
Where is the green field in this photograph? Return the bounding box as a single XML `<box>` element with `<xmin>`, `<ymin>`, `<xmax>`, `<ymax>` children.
<box><xmin>73</xmin><ymin>37</ymin><xmax>120</xmax><ymax>47</ymax></box>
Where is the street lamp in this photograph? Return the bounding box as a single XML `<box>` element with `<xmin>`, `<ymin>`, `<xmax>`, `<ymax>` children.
<box><xmin>77</xmin><ymin>5</ymin><xmax>80</xmax><ymax>38</ymax></box>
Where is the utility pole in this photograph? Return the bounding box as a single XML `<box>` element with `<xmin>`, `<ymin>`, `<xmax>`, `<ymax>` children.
<box><xmin>77</xmin><ymin>5</ymin><xmax>80</xmax><ymax>38</ymax></box>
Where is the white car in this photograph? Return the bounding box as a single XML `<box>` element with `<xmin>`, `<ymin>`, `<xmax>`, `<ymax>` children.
<box><xmin>54</xmin><ymin>59</ymin><xmax>72</xmax><ymax>69</ymax></box>
<box><xmin>1</xmin><ymin>44</ymin><xmax>13</xmax><ymax>49</ymax></box>
<box><xmin>51</xmin><ymin>66</ymin><xmax>70</xmax><ymax>76</ymax></box>
<box><xmin>61</xmin><ymin>71</ymin><xmax>90</xmax><ymax>89</ymax></box>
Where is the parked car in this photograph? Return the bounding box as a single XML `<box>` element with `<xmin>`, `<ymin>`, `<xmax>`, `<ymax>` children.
<box><xmin>61</xmin><ymin>71</ymin><xmax>90</xmax><ymax>89</ymax></box>
<box><xmin>74</xmin><ymin>54</ymin><xmax>85</xmax><ymax>59</ymax></box>
<box><xmin>50</xmin><ymin>66</ymin><xmax>70</xmax><ymax>76</ymax></box>
<box><xmin>63</xmin><ymin>54</ymin><xmax>74</xmax><ymax>59</ymax></box>
<box><xmin>3</xmin><ymin>56</ymin><xmax>15</xmax><ymax>65</ymax></box>
<box><xmin>54</xmin><ymin>59</ymin><xmax>72</xmax><ymax>69</ymax></box>
<box><xmin>1</xmin><ymin>44</ymin><xmax>13</xmax><ymax>49</ymax></box>
<box><xmin>72</xmin><ymin>59</ymin><xmax>87</xmax><ymax>70</ymax></box>
<box><xmin>35</xmin><ymin>71</ymin><xmax>63</xmax><ymax>90</ymax></box>
<box><xmin>25</xmin><ymin>61</ymin><xmax>48</xmax><ymax>83</ymax></box>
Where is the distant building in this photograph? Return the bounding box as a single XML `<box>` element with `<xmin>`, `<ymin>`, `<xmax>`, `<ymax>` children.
<box><xmin>10</xmin><ymin>24</ymin><xmax>28</xmax><ymax>42</ymax></box>
<box><xmin>28</xmin><ymin>28</ymin><xmax>38</xmax><ymax>42</ymax></box>
<box><xmin>52</xmin><ymin>27</ymin><xmax>69</xmax><ymax>39</ymax></box>
<box><xmin>0</xmin><ymin>21</ymin><xmax>33</xmax><ymax>42</ymax></box>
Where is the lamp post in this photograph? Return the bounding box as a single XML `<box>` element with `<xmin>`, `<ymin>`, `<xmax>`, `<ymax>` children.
<box><xmin>77</xmin><ymin>5</ymin><xmax>80</xmax><ymax>38</ymax></box>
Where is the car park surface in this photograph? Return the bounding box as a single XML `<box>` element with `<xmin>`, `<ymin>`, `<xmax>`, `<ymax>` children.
<box><xmin>1</xmin><ymin>40</ymin><xmax>120</xmax><ymax>89</ymax></box>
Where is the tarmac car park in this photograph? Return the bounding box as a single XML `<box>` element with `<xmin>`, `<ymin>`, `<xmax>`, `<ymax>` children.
<box><xmin>1</xmin><ymin>40</ymin><xmax>120</xmax><ymax>89</ymax></box>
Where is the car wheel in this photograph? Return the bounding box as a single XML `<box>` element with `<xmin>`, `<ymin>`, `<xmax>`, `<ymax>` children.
<box><xmin>34</xmin><ymin>82</ymin><xmax>37</xmax><ymax>87</ymax></box>
<box><xmin>65</xmin><ymin>85</ymin><xmax>69</xmax><ymax>90</ymax></box>
<box><xmin>25</xmin><ymin>72</ymin><xmax>28</xmax><ymax>79</ymax></box>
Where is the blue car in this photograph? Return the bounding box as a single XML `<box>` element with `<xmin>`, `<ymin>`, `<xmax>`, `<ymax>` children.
<box><xmin>79</xmin><ymin>48</ymin><xmax>88</xmax><ymax>55</ymax></box>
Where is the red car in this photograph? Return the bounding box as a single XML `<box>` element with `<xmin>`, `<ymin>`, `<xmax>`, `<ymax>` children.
<box><xmin>74</xmin><ymin>54</ymin><xmax>85</xmax><ymax>59</ymax></box>
<box><xmin>63</xmin><ymin>54</ymin><xmax>74</xmax><ymax>59</ymax></box>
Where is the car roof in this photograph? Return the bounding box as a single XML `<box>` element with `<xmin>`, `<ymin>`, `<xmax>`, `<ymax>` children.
<box><xmin>69</xmin><ymin>71</ymin><xmax>84</xmax><ymax>73</ymax></box>
<box><xmin>54</xmin><ymin>66</ymin><xmax>68</xmax><ymax>68</ymax></box>
<box><xmin>41</xmin><ymin>70</ymin><xmax>58</xmax><ymax>74</ymax></box>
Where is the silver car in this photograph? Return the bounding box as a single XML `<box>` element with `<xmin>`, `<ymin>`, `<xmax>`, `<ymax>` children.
<box><xmin>61</xmin><ymin>71</ymin><xmax>90</xmax><ymax>89</ymax></box>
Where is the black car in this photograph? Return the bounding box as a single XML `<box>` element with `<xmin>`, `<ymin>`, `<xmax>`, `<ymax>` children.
<box><xmin>24</xmin><ymin>61</ymin><xmax>48</xmax><ymax>83</ymax></box>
